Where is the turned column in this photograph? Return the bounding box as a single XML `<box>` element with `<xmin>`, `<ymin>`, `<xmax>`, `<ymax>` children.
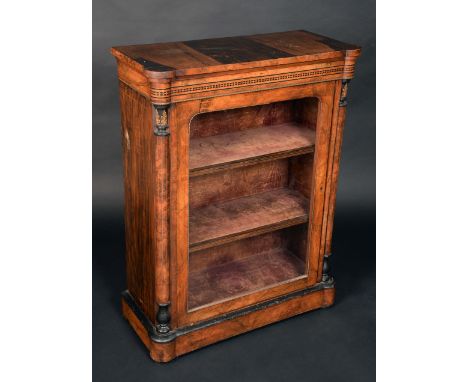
<box><xmin>153</xmin><ymin>103</ymin><xmax>171</xmax><ymax>334</ymax></box>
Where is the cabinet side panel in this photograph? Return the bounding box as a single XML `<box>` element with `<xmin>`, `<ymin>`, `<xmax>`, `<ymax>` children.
<box><xmin>119</xmin><ymin>82</ymin><xmax>156</xmax><ymax>321</ymax></box>
<box><xmin>325</xmin><ymin>104</ymin><xmax>347</xmax><ymax>255</ymax></box>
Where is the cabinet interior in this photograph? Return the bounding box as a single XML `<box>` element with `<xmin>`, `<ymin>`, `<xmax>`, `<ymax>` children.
<box><xmin>188</xmin><ymin>98</ymin><xmax>318</xmax><ymax>310</ymax></box>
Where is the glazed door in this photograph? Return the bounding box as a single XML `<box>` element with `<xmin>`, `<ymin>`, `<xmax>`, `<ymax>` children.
<box><xmin>170</xmin><ymin>82</ymin><xmax>337</xmax><ymax>326</ymax></box>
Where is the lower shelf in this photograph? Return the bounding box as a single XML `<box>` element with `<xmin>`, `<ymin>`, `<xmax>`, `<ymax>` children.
<box><xmin>189</xmin><ymin>188</ymin><xmax>309</xmax><ymax>252</ymax></box>
<box><xmin>188</xmin><ymin>247</ymin><xmax>306</xmax><ymax>309</ymax></box>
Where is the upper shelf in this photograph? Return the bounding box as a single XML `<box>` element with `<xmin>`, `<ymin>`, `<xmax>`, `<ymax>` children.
<box><xmin>189</xmin><ymin>123</ymin><xmax>315</xmax><ymax>176</ymax></box>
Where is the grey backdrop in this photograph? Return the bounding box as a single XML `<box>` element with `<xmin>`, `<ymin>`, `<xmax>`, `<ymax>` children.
<box><xmin>93</xmin><ymin>1</ymin><xmax>375</xmax><ymax>381</ymax></box>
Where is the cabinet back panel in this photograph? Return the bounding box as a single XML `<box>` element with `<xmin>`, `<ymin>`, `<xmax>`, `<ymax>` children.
<box><xmin>189</xmin><ymin>159</ymin><xmax>288</xmax><ymax>209</ymax></box>
<box><xmin>190</xmin><ymin>98</ymin><xmax>317</xmax><ymax>139</ymax></box>
<box><xmin>296</xmin><ymin>97</ymin><xmax>319</xmax><ymax>129</ymax></box>
<box><xmin>289</xmin><ymin>153</ymin><xmax>314</xmax><ymax>199</ymax></box>
<box><xmin>189</xmin><ymin>225</ymin><xmax>309</xmax><ymax>273</ymax></box>
<box><xmin>190</xmin><ymin>101</ymin><xmax>295</xmax><ymax>138</ymax></box>
<box><xmin>189</xmin><ymin>231</ymin><xmax>286</xmax><ymax>273</ymax></box>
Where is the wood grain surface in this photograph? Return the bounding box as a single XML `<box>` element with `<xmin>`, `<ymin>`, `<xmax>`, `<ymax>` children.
<box><xmin>113</xmin><ymin>29</ymin><xmax>360</xmax><ymax>362</ymax></box>
<box><xmin>112</xmin><ymin>30</ymin><xmax>359</xmax><ymax>76</ymax></box>
<box><xmin>189</xmin><ymin>247</ymin><xmax>305</xmax><ymax>309</ymax></box>
<box><xmin>119</xmin><ymin>82</ymin><xmax>156</xmax><ymax>321</ymax></box>
<box><xmin>189</xmin><ymin>188</ymin><xmax>309</xmax><ymax>252</ymax></box>
<box><xmin>122</xmin><ymin>284</ymin><xmax>335</xmax><ymax>362</ymax></box>
<box><xmin>190</xmin><ymin>100</ymin><xmax>301</xmax><ymax>139</ymax></box>
<box><xmin>189</xmin><ymin>123</ymin><xmax>315</xmax><ymax>175</ymax></box>
<box><xmin>189</xmin><ymin>160</ymin><xmax>289</xmax><ymax>209</ymax></box>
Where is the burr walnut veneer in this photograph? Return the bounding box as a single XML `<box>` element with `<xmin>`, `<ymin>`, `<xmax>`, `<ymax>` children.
<box><xmin>111</xmin><ymin>30</ymin><xmax>360</xmax><ymax>362</ymax></box>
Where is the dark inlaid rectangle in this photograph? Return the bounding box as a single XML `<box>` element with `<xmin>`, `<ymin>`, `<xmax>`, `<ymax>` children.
<box><xmin>135</xmin><ymin>57</ymin><xmax>175</xmax><ymax>72</ymax></box>
<box><xmin>299</xmin><ymin>30</ymin><xmax>360</xmax><ymax>51</ymax></box>
<box><xmin>184</xmin><ymin>36</ymin><xmax>294</xmax><ymax>64</ymax></box>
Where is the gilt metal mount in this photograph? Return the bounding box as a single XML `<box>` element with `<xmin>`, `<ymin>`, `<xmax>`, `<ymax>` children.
<box><xmin>339</xmin><ymin>79</ymin><xmax>350</xmax><ymax>107</ymax></box>
<box><xmin>153</xmin><ymin>104</ymin><xmax>170</xmax><ymax>136</ymax></box>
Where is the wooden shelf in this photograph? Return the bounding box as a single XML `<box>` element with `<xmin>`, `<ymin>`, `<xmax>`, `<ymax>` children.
<box><xmin>189</xmin><ymin>123</ymin><xmax>315</xmax><ymax>176</ymax></box>
<box><xmin>188</xmin><ymin>247</ymin><xmax>306</xmax><ymax>309</ymax></box>
<box><xmin>189</xmin><ymin>188</ymin><xmax>309</xmax><ymax>252</ymax></box>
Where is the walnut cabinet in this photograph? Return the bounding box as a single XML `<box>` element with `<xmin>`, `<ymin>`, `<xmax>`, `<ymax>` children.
<box><xmin>111</xmin><ymin>30</ymin><xmax>360</xmax><ymax>362</ymax></box>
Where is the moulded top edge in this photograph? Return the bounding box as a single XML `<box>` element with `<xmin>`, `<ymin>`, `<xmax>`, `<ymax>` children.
<box><xmin>111</xmin><ymin>30</ymin><xmax>361</xmax><ymax>80</ymax></box>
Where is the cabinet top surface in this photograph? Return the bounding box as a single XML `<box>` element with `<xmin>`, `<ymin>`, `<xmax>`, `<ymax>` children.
<box><xmin>111</xmin><ymin>30</ymin><xmax>360</xmax><ymax>78</ymax></box>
